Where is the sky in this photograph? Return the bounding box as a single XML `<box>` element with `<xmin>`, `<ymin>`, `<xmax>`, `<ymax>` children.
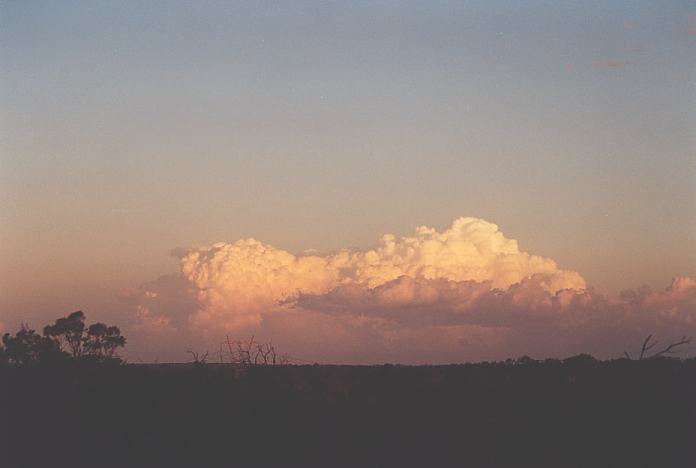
<box><xmin>1</xmin><ymin>1</ymin><xmax>695</xmax><ymax>362</ymax></box>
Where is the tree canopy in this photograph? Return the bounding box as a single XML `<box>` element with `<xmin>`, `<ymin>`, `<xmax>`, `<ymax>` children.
<box><xmin>1</xmin><ymin>311</ymin><xmax>126</xmax><ymax>365</ymax></box>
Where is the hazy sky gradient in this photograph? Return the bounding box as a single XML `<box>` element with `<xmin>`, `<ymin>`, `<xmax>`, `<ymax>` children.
<box><xmin>1</xmin><ymin>1</ymin><xmax>695</xmax><ymax>335</ymax></box>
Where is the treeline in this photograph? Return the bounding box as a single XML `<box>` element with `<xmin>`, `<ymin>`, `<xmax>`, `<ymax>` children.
<box><xmin>0</xmin><ymin>311</ymin><xmax>125</xmax><ymax>365</ymax></box>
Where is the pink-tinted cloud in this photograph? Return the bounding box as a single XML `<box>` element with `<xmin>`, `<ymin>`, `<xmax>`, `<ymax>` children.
<box><xmin>117</xmin><ymin>274</ymin><xmax>202</xmax><ymax>360</ymax></box>
<box><xmin>291</xmin><ymin>275</ymin><xmax>696</xmax><ymax>361</ymax></box>
<box><xmin>176</xmin><ymin>217</ymin><xmax>584</xmax><ymax>333</ymax></box>
<box><xmin>122</xmin><ymin>217</ymin><xmax>695</xmax><ymax>363</ymax></box>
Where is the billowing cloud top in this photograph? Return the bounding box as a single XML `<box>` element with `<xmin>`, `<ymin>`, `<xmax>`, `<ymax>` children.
<box><xmin>124</xmin><ymin>217</ymin><xmax>694</xmax><ymax>363</ymax></box>
<box><xmin>179</xmin><ymin>217</ymin><xmax>585</xmax><ymax>330</ymax></box>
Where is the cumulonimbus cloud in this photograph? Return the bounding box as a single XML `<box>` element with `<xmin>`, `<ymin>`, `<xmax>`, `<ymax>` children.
<box><xmin>176</xmin><ymin>217</ymin><xmax>585</xmax><ymax>330</ymax></box>
<box><xmin>124</xmin><ymin>217</ymin><xmax>695</xmax><ymax>362</ymax></box>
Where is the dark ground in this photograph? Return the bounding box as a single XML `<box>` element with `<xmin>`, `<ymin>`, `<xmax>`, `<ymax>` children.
<box><xmin>2</xmin><ymin>357</ymin><xmax>695</xmax><ymax>467</ymax></box>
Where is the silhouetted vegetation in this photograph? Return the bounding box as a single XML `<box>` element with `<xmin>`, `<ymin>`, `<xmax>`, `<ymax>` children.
<box><xmin>0</xmin><ymin>311</ymin><xmax>125</xmax><ymax>366</ymax></box>
<box><xmin>222</xmin><ymin>335</ymin><xmax>290</xmax><ymax>365</ymax></box>
<box><xmin>624</xmin><ymin>334</ymin><xmax>692</xmax><ymax>360</ymax></box>
<box><xmin>0</xmin><ymin>324</ymin><xmax>62</xmax><ymax>365</ymax></box>
<box><xmin>2</xmin><ymin>320</ymin><xmax>695</xmax><ymax>467</ymax></box>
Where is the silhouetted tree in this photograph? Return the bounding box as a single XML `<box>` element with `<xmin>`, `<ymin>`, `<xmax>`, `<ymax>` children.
<box><xmin>1</xmin><ymin>325</ymin><xmax>64</xmax><ymax>365</ymax></box>
<box><xmin>85</xmin><ymin>322</ymin><xmax>127</xmax><ymax>359</ymax></box>
<box><xmin>43</xmin><ymin>310</ymin><xmax>87</xmax><ymax>358</ymax></box>
<box><xmin>223</xmin><ymin>335</ymin><xmax>290</xmax><ymax>366</ymax></box>
<box><xmin>0</xmin><ymin>312</ymin><xmax>126</xmax><ymax>366</ymax></box>
<box><xmin>43</xmin><ymin>311</ymin><xmax>126</xmax><ymax>362</ymax></box>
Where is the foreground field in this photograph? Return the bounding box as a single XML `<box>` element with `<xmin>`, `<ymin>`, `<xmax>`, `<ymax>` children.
<box><xmin>2</xmin><ymin>358</ymin><xmax>695</xmax><ymax>467</ymax></box>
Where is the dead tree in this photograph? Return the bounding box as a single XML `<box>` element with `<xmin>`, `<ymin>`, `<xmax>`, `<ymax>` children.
<box><xmin>624</xmin><ymin>335</ymin><xmax>692</xmax><ymax>360</ymax></box>
<box><xmin>187</xmin><ymin>349</ymin><xmax>209</xmax><ymax>367</ymax></box>
<box><xmin>223</xmin><ymin>335</ymin><xmax>290</xmax><ymax>366</ymax></box>
<box><xmin>254</xmin><ymin>342</ymin><xmax>278</xmax><ymax>365</ymax></box>
<box><xmin>224</xmin><ymin>335</ymin><xmax>255</xmax><ymax>365</ymax></box>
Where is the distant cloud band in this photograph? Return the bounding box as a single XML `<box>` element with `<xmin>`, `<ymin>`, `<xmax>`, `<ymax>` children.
<box><xmin>125</xmin><ymin>217</ymin><xmax>695</xmax><ymax>362</ymax></box>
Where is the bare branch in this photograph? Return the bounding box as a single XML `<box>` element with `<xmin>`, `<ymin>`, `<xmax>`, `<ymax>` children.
<box><xmin>187</xmin><ymin>349</ymin><xmax>209</xmax><ymax>366</ymax></box>
<box><xmin>639</xmin><ymin>334</ymin><xmax>654</xmax><ymax>360</ymax></box>
<box><xmin>220</xmin><ymin>335</ymin><xmax>288</xmax><ymax>366</ymax></box>
<box><xmin>648</xmin><ymin>337</ymin><xmax>692</xmax><ymax>359</ymax></box>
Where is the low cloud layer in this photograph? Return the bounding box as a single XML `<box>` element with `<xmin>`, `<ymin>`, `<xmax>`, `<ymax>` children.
<box><xmin>122</xmin><ymin>217</ymin><xmax>695</xmax><ymax>363</ymax></box>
